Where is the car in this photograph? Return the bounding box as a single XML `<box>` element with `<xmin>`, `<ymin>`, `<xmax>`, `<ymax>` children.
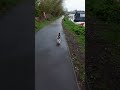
<box><xmin>68</xmin><ymin>12</ymin><xmax>85</xmax><ymax>27</ymax></box>
<box><xmin>74</xmin><ymin>12</ymin><xmax>85</xmax><ymax>27</ymax></box>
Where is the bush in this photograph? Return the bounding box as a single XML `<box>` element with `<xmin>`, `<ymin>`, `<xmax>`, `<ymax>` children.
<box><xmin>86</xmin><ymin>0</ymin><xmax>120</xmax><ymax>23</ymax></box>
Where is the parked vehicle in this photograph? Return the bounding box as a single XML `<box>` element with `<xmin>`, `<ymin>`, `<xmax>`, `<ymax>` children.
<box><xmin>74</xmin><ymin>11</ymin><xmax>85</xmax><ymax>27</ymax></box>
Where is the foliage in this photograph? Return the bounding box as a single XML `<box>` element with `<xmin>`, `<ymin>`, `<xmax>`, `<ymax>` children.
<box><xmin>86</xmin><ymin>0</ymin><xmax>120</xmax><ymax>23</ymax></box>
<box><xmin>35</xmin><ymin>0</ymin><xmax>63</xmax><ymax>31</ymax></box>
<box><xmin>35</xmin><ymin>1</ymin><xmax>40</xmax><ymax>17</ymax></box>
<box><xmin>35</xmin><ymin>0</ymin><xmax>64</xmax><ymax>18</ymax></box>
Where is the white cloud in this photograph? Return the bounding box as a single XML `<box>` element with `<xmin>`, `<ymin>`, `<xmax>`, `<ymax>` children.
<box><xmin>63</xmin><ymin>0</ymin><xmax>85</xmax><ymax>11</ymax></box>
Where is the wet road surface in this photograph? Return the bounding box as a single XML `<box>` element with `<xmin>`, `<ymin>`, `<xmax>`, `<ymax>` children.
<box><xmin>35</xmin><ymin>16</ymin><xmax>79</xmax><ymax>90</ymax></box>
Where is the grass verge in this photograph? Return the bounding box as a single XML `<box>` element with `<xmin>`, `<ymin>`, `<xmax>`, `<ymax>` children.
<box><xmin>63</xmin><ymin>17</ymin><xmax>85</xmax><ymax>53</ymax></box>
<box><xmin>35</xmin><ymin>16</ymin><xmax>60</xmax><ymax>32</ymax></box>
<box><xmin>62</xmin><ymin>16</ymin><xmax>85</xmax><ymax>90</ymax></box>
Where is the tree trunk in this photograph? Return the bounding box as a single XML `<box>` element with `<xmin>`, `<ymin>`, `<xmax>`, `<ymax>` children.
<box><xmin>43</xmin><ymin>12</ymin><xmax>46</xmax><ymax>19</ymax></box>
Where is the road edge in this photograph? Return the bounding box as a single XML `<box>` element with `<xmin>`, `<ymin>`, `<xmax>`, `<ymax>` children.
<box><xmin>61</xmin><ymin>16</ymin><xmax>81</xmax><ymax>90</ymax></box>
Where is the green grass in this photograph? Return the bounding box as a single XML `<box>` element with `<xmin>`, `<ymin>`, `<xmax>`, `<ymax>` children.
<box><xmin>35</xmin><ymin>17</ymin><xmax>60</xmax><ymax>32</ymax></box>
<box><xmin>77</xmin><ymin>35</ymin><xmax>85</xmax><ymax>53</ymax></box>
<box><xmin>35</xmin><ymin>20</ymin><xmax>49</xmax><ymax>32</ymax></box>
<box><xmin>63</xmin><ymin>17</ymin><xmax>85</xmax><ymax>82</ymax></box>
<box><xmin>63</xmin><ymin>17</ymin><xmax>85</xmax><ymax>53</ymax></box>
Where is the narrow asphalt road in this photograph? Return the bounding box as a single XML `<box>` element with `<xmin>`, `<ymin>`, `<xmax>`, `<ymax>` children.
<box><xmin>35</xmin><ymin>16</ymin><xmax>79</xmax><ymax>90</ymax></box>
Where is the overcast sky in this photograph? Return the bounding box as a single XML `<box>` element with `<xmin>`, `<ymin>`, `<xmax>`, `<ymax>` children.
<box><xmin>63</xmin><ymin>0</ymin><xmax>85</xmax><ymax>11</ymax></box>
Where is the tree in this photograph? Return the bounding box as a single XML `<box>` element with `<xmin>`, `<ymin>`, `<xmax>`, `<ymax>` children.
<box><xmin>35</xmin><ymin>0</ymin><xmax>64</xmax><ymax>19</ymax></box>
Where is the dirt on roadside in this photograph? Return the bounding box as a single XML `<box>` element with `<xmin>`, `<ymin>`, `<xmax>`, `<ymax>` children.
<box><xmin>62</xmin><ymin>21</ymin><xmax>85</xmax><ymax>90</ymax></box>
